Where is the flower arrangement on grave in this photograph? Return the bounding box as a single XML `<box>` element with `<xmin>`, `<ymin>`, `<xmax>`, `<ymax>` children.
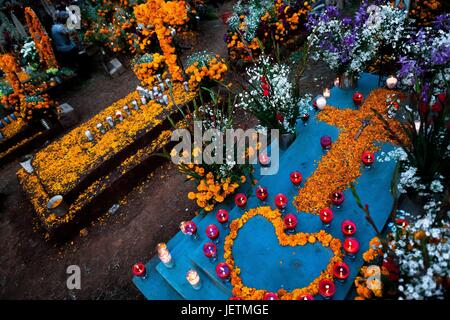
<box><xmin>24</xmin><ymin>7</ymin><xmax>58</xmax><ymax>69</ymax></box>
<box><xmin>19</xmin><ymin>95</ymin><xmax>56</xmax><ymax>122</ymax></box>
<box><xmin>172</xmin><ymin>90</ymin><xmax>254</xmax><ymax>212</ymax></box>
<box><xmin>20</xmin><ymin>38</ymin><xmax>40</xmax><ymax>73</ymax></box>
<box><xmin>306</xmin><ymin>2</ymin><xmax>407</xmax><ymax>79</ymax></box>
<box><xmin>184</xmin><ymin>51</ymin><xmax>228</xmax><ymax>90</ymax></box>
<box><xmin>225</xmin><ymin>0</ymin><xmax>312</xmax><ymax>62</ymax></box>
<box><xmin>235</xmin><ymin>55</ymin><xmax>312</xmax><ymax>134</ymax></box>
<box><xmin>133</xmin><ymin>53</ymin><xmax>166</xmax><ymax>87</ymax></box>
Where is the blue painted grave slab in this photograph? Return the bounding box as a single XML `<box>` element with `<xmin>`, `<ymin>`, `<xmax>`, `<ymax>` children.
<box><xmin>133</xmin><ymin>73</ymin><xmax>399</xmax><ymax>300</ymax></box>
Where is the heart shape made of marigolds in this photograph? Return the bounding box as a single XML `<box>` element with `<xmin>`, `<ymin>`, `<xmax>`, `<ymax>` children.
<box><xmin>223</xmin><ymin>206</ymin><xmax>344</xmax><ymax>300</ymax></box>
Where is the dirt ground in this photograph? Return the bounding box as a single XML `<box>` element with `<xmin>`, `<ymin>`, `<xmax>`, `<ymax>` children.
<box><xmin>0</xmin><ymin>1</ymin><xmax>337</xmax><ymax>299</ymax></box>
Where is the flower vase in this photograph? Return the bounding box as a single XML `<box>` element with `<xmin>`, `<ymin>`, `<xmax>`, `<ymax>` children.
<box><xmin>279</xmin><ymin>133</ymin><xmax>296</xmax><ymax>150</ymax></box>
<box><xmin>337</xmin><ymin>72</ymin><xmax>358</xmax><ymax>89</ymax></box>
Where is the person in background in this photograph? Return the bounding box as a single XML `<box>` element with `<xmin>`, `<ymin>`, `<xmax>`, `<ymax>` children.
<box><xmin>51</xmin><ymin>10</ymin><xmax>88</xmax><ymax>77</ymax></box>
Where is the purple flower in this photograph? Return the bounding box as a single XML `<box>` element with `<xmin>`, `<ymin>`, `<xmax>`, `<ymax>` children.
<box><xmin>431</xmin><ymin>44</ymin><xmax>450</xmax><ymax>66</ymax></box>
<box><xmin>354</xmin><ymin>2</ymin><xmax>369</xmax><ymax>27</ymax></box>
<box><xmin>342</xmin><ymin>17</ymin><xmax>352</xmax><ymax>26</ymax></box>
<box><xmin>434</xmin><ymin>14</ymin><xmax>450</xmax><ymax>31</ymax></box>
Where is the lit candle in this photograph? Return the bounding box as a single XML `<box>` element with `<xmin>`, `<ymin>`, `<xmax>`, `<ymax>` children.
<box><xmin>256</xmin><ymin>185</ymin><xmax>268</xmax><ymax>202</ymax></box>
<box><xmin>264</xmin><ymin>292</ymin><xmax>279</xmax><ymax>300</ymax></box>
<box><xmin>414</xmin><ymin>120</ymin><xmax>421</xmax><ymax>133</ymax></box>
<box><xmin>258</xmin><ymin>153</ymin><xmax>271</xmax><ymax>166</ymax></box>
<box><xmin>298</xmin><ymin>294</ymin><xmax>314</xmax><ymax>300</ymax></box>
<box><xmin>131</xmin><ymin>100</ymin><xmax>139</xmax><ymax>110</ymax></box>
<box><xmin>290</xmin><ymin>171</ymin><xmax>303</xmax><ymax>187</ymax></box>
<box><xmin>330</xmin><ymin>191</ymin><xmax>345</xmax><ymax>209</ymax></box>
<box><xmin>386</xmin><ymin>75</ymin><xmax>398</xmax><ymax>89</ymax></box>
<box><xmin>318</xmin><ymin>279</ymin><xmax>336</xmax><ymax>299</ymax></box>
<box><xmin>362</xmin><ymin>151</ymin><xmax>375</xmax><ymax>168</ymax></box>
<box><xmin>301</xmin><ymin>113</ymin><xmax>310</xmax><ymax>126</ymax></box>
<box><xmin>132</xmin><ymin>262</ymin><xmax>147</xmax><ymax>280</ymax></box>
<box><xmin>216</xmin><ymin>209</ymin><xmax>229</xmax><ymax>228</ymax></box>
<box><xmin>323</xmin><ymin>88</ymin><xmax>331</xmax><ymax>98</ymax></box>
<box><xmin>234</xmin><ymin>193</ymin><xmax>247</xmax><ymax>208</ymax></box>
<box><xmin>334</xmin><ymin>77</ymin><xmax>340</xmax><ymax>87</ymax></box>
<box><xmin>123</xmin><ymin>105</ymin><xmax>131</xmax><ymax>116</ymax></box>
<box><xmin>183</xmin><ymin>81</ymin><xmax>190</xmax><ymax>92</ymax></box>
<box><xmin>343</xmin><ymin>237</ymin><xmax>360</xmax><ymax>260</ymax></box>
<box><xmin>106</xmin><ymin>116</ymin><xmax>115</xmax><ymax>128</ymax></box>
<box><xmin>84</xmin><ymin>130</ymin><xmax>94</xmax><ymax>142</ymax></box>
<box><xmin>96</xmin><ymin>123</ymin><xmax>106</xmax><ymax>134</ymax></box>
<box><xmin>186</xmin><ymin>269</ymin><xmax>201</xmax><ymax>290</ymax></box>
<box><xmin>352</xmin><ymin>92</ymin><xmax>364</xmax><ymax>107</ymax></box>
<box><xmin>206</xmin><ymin>224</ymin><xmax>220</xmax><ymax>244</ymax></box>
<box><xmin>115</xmin><ymin>111</ymin><xmax>124</xmax><ymax>122</ymax></box>
<box><xmin>203</xmin><ymin>242</ymin><xmax>217</xmax><ymax>262</ymax></box>
<box><xmin>319</xmin><ymin>207</ymin><xmax>333</xmax><ymax>228</ymax></box>
<box><xmin>320</xmin><ymin>135</ymin><xmax>332</xmax><ymax>151</ymax></box>
<box><xmin>333</xmin><ymin>262</ymin><xmax>350</xmax><ymax>284</ymax></box>
<box><xmin>341</xmin><ymin>220</ymin><xmax>356</xmax><ymax>237</ymax></box>
<box><xmin>316</xmin><ymin>96</ymin><xmax>327</xmax><ymax>110</ymax></box>
<box><xmin>215</xmin><ymin>262</ymin><xmax>231</xmax><ymax>281</ymax></box>
<box><xmin>156</xmin><ymin>243</ymin><xmax>174</xmax><ymax>268</ymax></box>
<box><xmin>274</xmin><ymin>193</ymin><xmax>288</xmax><ymax>211</ymax></box>
<box><xmin>284</xmin><ymin>213</ymin><xmax>297</xmax><ymax>234</ymax></box>
<box><xmin>180</xmin><ymin>221</ymin><xmax>199</xmax><ymax>239</ymax></box>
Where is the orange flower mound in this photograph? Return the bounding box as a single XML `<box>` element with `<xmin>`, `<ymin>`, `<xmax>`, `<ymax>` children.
<box><xmin>224</xmin><ymin>206</ymin><xmax>343</xmax><ymax>300</ymax></box>
<box><xmin>133</xmin><ymin>53</ymin><xmax>166</xmax><ymax>87</ymax></box>
<box><xmin>362</xmin><ymin>237</ymin><xmax>383</xmax><ymax>263</ymax></box>
<box><xmin>24</xmin><ymin>7</ymin><xmax>58</xmax><ymax>69</ymax></box>
<box><xmin>29</xmin><ymin>82</ymin><xmax>196</xmax><ymax>197</ymax></box>
<box><xmin>293</xmin><ymin>88</ymin><xmax>404</xmax><ymax>214</ymax></box>
<box><xmin>185</xmin><ymin>55</ymin><xmax>228</xmax><ymax>90</ymax></box>
<box><xmin>134</xmin><ymin>0</ymin><xmax>188</xmax><ymax>81</ymax></box>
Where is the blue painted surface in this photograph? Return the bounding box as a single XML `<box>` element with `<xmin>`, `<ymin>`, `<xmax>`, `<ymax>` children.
<box><xmin>133</xmin><ymin>73</ymin><xmax>398</xmax><ymax>300</ymax></box>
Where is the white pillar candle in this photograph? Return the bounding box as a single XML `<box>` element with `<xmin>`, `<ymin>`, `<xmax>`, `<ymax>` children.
<box><xmin>85</xmin><ymin>130</ymin><xmax>94</xmax><ymax>141</ymax></box>
<box><xmin>316</xmin><ymin>96</ymin><xmax>327</xmax><ymax>110</ymax></box>
<box><xmin>97</xmin><ymin>123</ymin><xmax>106</xmax><ymax>134</ymax></box>
<box><xmin>162</xmin><ymin>95</ymin><xmax>169</xmax><ymax>105</ymax></box>
<box><xmin>323</xmin><ymin>88</ymin><xmax>331</xmax><ymax>98</ymax></box>
<box><xmin>386</xmin><ymin>75</ymin><xmax>398</xmax><ymax>89</ymax></box>
<box><xmin>106</xmin><ymin>116</ymin><xmax>115</xmax><ymax>128</ymax></box>
<box><xmin>131</xmin><ymin>100</ymin><xmax>139</xmax><ymax>110</ymax></box>
<box><xmin>183</xmin><ymin>81</ymin><xmax>189</xmax><ymax>92</ymax></box>
<box><xmin>186</xmin><ymin>269</ymin><xmax>201</xmax><ymax>290</ymax></box>
<box><xmin>115</xmin><ymin>111</ymin><xmax>123</xmax><ymax>122</ymax></box>
<box><xmin>123</xmin><ymin>105</ymin><xmax>131</xmax><ymax>116</ymax></box>
<box><xmin>156</xmin><ymin>74</ymin><xmax>162</xmax><ymax>83</ymax></box>
<box><xmin>157</xmin><ymin>243</ymin><xmax>173</xmax><ymax>268</ymax></box>
<box><xmin>159</xmin><ymin>82</ymin><xmax>165</xmax><ymax>92</ymax></box>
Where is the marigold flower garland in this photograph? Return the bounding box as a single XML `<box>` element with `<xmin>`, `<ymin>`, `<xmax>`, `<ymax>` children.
<box><xmin>293</xmin><ymin>88</ymin><xmax>405</xmax><ymax>214</ymax></box>
<box><xmin>224</xmin><ymin>206</ymin><xmax>343</xmax><ymax>300</ymax></box>
<box><xmin>0</xmin><ymin>53</ymin><xmax>22</xmax><ymax>93</ymax></box>
<box><xmin>24</xmin><ymin>7</ymin><xmax>58</xmax><ymax>69</ymax></box>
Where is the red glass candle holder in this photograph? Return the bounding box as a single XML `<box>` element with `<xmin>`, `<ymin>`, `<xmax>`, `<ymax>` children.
<box><xmin>320</xmin><ymin>136</ymin><xmax>332</xmax><ymax>151</ymax></box>
<box><xmin>234</xmin><ymin>193</ymin><xmax>247</xmax><ymax>208</ymax></box>
<box><xmin>132</xmin><ymin>262</ymin><xmax>147</xmax><ymax>279</ymax></box>
<box><xmin>274</xmin><ymin>193</ymin><xmax>288</xmax><ymax>212</ymax></box>
<box><xmin>341</xmin><ymin>220</ymin><xmax>356</xmax><ymax>237</ymax></box>
<box><xmin>264</xmin><ymin>292</ymin><xmax>279</xmax><ymax>300</ymax></box>
<box><xmin>333</xmin><ymin>262</ymin><xmax>350</xmax><ymax>284</ymax></box>
<box><xmin>206</xmin><ymin>224</ymin><xmax>220</xmax><ymax>244</ymax></box>
<box><xmin>318</xmin><ymin>279</ymin><xmax>336</xmax><ymax>299</ymax></box>
<box><xmin>216</xmin><ymin>262</ymin><xmax>231</xmax><ymax>281</ymax></box>
<box><xmin>362</xmin><ymin>151</ymin><xmax>375</xmax><ymax>168</ymax></box>
<box><xmin>298</xmin><ymin>294</ymin><xmax>314</xmax><ymax>300</ymax></box>
<box><xmin>353</xmin><ymin>92</ymin><xmax>364</xmax><ymax>107</ymax></box>
<box><xmin>180</xmin><ymin>221</ymin><xmax>199</xmax><ymax>239</ymax></box>
<box><xmin>319</xmin><ymin>207</ymin><xmax>333</xmax><ymax>228</ymax></box>
<box><xmin>290</xmin><ymin>171</ymin><xmax>303</xmax><ymax>187</ymax></box>
<box><xmin>203</xmin><ymin>242</ymin><xmax>217</xmax><ymax>262</ymax></box>
<box><xmin>301</xmin><ymin>113</ymin><xmax>310</xmax><ymax>126</ymax></box>
<box><xmin>343</xmin><ymin>237</ymin><xmax>360</xmax><ymax>260</ymax></box>
<box><xmin>330</xmin><ymin>191</ymin><xmax>345</xmax><ymax>209</ymax></box>
<box><xmin>256</xmin><ymin>185</ymin><xmax>268</xmax><ymax>203</ymax></box>
<box><xmin>216</xmin><ymin>209</ymin><xmax>229</xmax><ymax>229</ymax></box>
<box><xmin>284</xmin><ymin>214</ymin><xmax>297</xmax><ymax>234</ymax></box>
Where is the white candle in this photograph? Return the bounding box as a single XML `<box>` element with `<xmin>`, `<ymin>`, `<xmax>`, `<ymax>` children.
<box><xmin>157</xmin><ymin>243</ymin><xmax>173</xmax><ymax>268</ymax></box>
<box><xmin>386</xmin><ymin>75</ymin><xmax>398</xmax><ymax>89</ymax></box>
<box><xmin>141</xmin><ymin>96</ymin><xmax>147</xmax><ymax>105</ymax></box>
<box><xmin>115</xmin><ymin>111</ymin><xmax>123</xmax><ymax>122</ymax></box>
<box><xmin>162</xmin><ymin>95</ymin><xmax>169</xmax><ymax>105</ymax></box>
<box><xmin>106</xmin><ymin>116</ymin><xmax>114</xmax><ymax>128</ymax></box>
<box><xmin>123</xmin><ymin>105</ymin><xmax>131</xmax><ymax>116</ymax></box>
<box><xmin>334</xmin><ymin>77</ymin><xmax>340</xmax><ymax>87</ymax></box>
<box><xmin>147</xmin><ymin>90</ymin><xmax>154</xmax><ymax>100</ymax></box>
<box><xmin>323</xmin><ymin>88</ymin><xmax>331</xmax><ymax>98</ymax></box>
<box><xmin>316</xmin><ymin>96</ymin><xmax>327</xmax><ymax>110</ymax></box>
<box><xmin>186</xmin><ymin>269</ymin><xmax>201</xmax><ymax>289</ymax></box>
<box><xmin>131</xmin><ymin>100</ymin><xmax>139</xmax><ymax>110</ymax></box>
<box><xmin>183</xmin><ymin>81</ymin><xmax>189</xmax><ymax>92</ymax></box>
<box><xmin>159</xmin><ymin>82</ymin><xmax>165</xmax><ymax>92</ymax></box>
<box><xmin>85</xmin><ymin>130</ymin><xmax>94</xmax><ymax>142</ymax></box>
<box><xmin>97</xmin><ymin>123</ymin><xmax>106</xmax><ymax>134</ymax></box>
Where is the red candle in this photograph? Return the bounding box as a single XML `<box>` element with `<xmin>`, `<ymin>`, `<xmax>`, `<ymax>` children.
<box><xmin>343</xmin><ymin>237</ymin><xmax>360</xmax><ymax>255</ymax></box>
<box><xmin>301</xmin><ymin>113</ymin><xmax>310</xmax><ymax>125</ymax></box>
<box><xmin>353</xmin><ymin>92</ymin><xmax>364</xmax><ymax>106</ymax></box>
<box><xmin>180</xmin><ymin>221</ymin><xmax>197</xmax><ymax>236</ymax></box>
<box><xmin>320</xmin><ymin>136</ymin><xmax>332</xmax><ymax>150</ymax></box>
<box><xmin>256</xmin><ymin>185</ymin><xmax>268</xmax><ymax>201</ymax></box>
<box><xmin>298</xmin><ymin>294</ymin><xmax>314</xmax><ymax>300</ymax></box>
<box><xmin>361</xmin><ymin>151</ymin><xmax>375</xmax><ymax>167</ymax></box>
<box><xmin>318</xmin><ymin>279</ymin><xmax>336</xmax><ymax>299</ymax></box>
<box><xmin>203</xmin><ymin>242</ymin><xmax>217</xmax><ymax>259</ymax></box>
<box><xmin>319</xmin><ymin>207</ymin><xmax>333</xmax><ymax>224</ymax></box>
<box><xmin>258</xmin><ymin>153</ymin><xmax>271</xmax><ymax>166</ymax></box>
<box><xmin>132</xmin><ymin>262</ymin><xmax>146</xmax><ymax>278</ymax></box>
<box><xmin>216</xmin><ymin>262</ymin><xmax>231</xmax><ymax>280</ymax></box>
<box><xmin>333</xmin><ymin>262</ymin><xmax>350</xmax><ymax>281</ymax></box>
<box><xmin>234</xmin><ymin>193</ymin><xmax>247</xmax><ymax>208</ymax></box>
<box><xmin>341</xmin><ymin>220</ymin><xmax>356</xmax><ymax>236</ymax></box>
<box><xmin>284</xmin><ymin>214</ymin><xmax>297</xmax><ymax>230</ymax></box>
<box><xmin>264</xmin><ymin>292</ymin><xmax>279</xmax><ymax>300</ymax></box>
<box><xmin>330</xmin><ymin>191</ymin><xmax>345</xmax><ymax>207</ymax></box>
<box><xmin>216</xmin><ymin>209</ymin><xmax>229</xmax><ymax>224</ymax></box>
<box><xmin>290</xmin><ymin>171</ymin><xmax>303</xmax><ymax>186</ymax></box>
<box><xmin>274</xmin><ymin>193</ymin><xmax>288</xmax><ymax>210</ymax></box>
<box><xmin>206</xmin><ymin>224</ymin><xmax>219</xmax><ymax>240</ymax></box>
